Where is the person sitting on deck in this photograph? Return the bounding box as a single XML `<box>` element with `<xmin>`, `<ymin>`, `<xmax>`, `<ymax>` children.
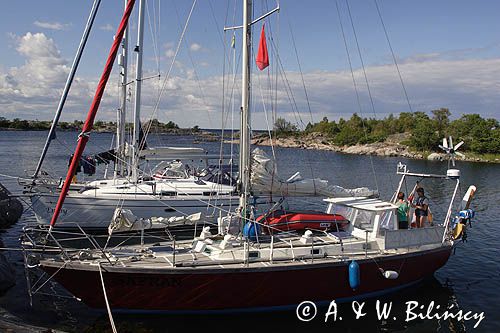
<box><xmin>396</xmin><ymin>191</ymin><xmax>409</xmax><ymax>229</ymax></box>
<box><xmin>411</xmin><ymin>187</ymin><xmax>429</xmax><ymax>228</ymax></box>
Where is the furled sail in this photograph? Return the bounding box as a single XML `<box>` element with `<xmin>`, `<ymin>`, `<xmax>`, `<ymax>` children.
<box><xmin>108</xmin><ymin>208</ymin><xmax>201</xmax><ymax>234</ymax></box>
<box><xmin>251</xmin><ymin>148</ymin><xmax>377</xmax><ymax>197</ymax></box>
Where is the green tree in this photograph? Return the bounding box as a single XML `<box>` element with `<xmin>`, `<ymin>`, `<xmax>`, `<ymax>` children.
<box><xmin>410</xmin><ymin>118</ymin><xmax>438</xmax><ymax>150</ymax></box>
<box><xmin>396</xmin><ymin>112</ymin><xmax>415</xmax><ymax>132</ymax></box>
<box><xmin>11</xmin><ymin>118</ymin><xmax>30</xmax><ymax>129</ymax></box>
<box><xmin>333</xmin><ymin>113</ymin><xmax>365</xmax><ymax>145</ymax></box>
<box><xmin>165</xmin><ymin>120</ymin><xmax>179</xmax><ymax>129</ymax></box>
<box><xmin>273</xmin><ymin>117</ymin><xmax>298</xmax><ymax>135</ymax></box>
<box><xmin>0</xmin><ymin>117</ymin><xmax>10</xmax><ymax>128</ymax></box>
<box><xmin>432</xmin><ymin>108</ymin><xmax>451</xmax><ymax>138</ymax></box>
<box><xmin>449</xmin><ymin>114</ymin><xmax>500</xmax><ymax>154</ymax></box>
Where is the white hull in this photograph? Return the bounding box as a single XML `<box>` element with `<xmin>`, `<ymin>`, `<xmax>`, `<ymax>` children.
<box><xmin>30</xmin><ymin>192</ymin><xmax>237</xmax><ymax>230</ymax></box>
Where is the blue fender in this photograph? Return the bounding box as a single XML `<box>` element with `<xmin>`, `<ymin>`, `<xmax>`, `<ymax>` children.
<box><xmin>349</xmin><ymin>260</ymin><xmax>360</xmax><ymax>290</ymax></box>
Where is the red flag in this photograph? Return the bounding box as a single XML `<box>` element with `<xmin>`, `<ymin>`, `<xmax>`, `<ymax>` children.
<box><xmin>256</xmin><ymin>24</ymin><xmax>269</xmax><ymax>70</ymax></box>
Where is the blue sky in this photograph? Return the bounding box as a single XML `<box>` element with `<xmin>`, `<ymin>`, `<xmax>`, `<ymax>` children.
<box><xmin>0</xmin><ymin>0</ymin><xmax>499</xmax><ymax>129</ymax></box>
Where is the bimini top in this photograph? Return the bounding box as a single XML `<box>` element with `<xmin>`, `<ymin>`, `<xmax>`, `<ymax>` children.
<box><xmin>323</xmin><ymin>197</ymin><xmax>399</xmax><ymax>212</ymax></box>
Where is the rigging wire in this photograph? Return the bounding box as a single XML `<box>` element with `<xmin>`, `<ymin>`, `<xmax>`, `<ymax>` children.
<box><xmin>145</xmin><ymin>0</ymin><xmax>160</xmax><ymax>74</ymax></box>
<box><xmin>266</xmin><ymin>37</ymin><xmax>304</xmax><ymax>129</ymax></box>
<box><xmin>341</xmin><ymin>0</ymin><xmax>379</xmax><ymax>193</ymax></box>
<box><xmin>139</xmin><ymin>0</ymin><xmax>197</xmax><ymax>155</ymax></box>
<box><xmin>286</xmin><ymin>20</ymin><xmax>319</xmax><ymax>193</ymax></box>
<box><xmin>345</xmin><ymin>0</ymin><xmax>378</xmax><ymax>120</ymax></box>
<box><xmin>171</xmin><ymin>0</ymin><xmax>214</xmax><ymax>127</ymax></box>
<box><xmin>219</xmin><ymin>0</ymin><xmax>239</xmax><ymax>213</ymax></box>
<box><xmin>373</xmin><ymin>0</ymin><xmax>413</xmax><ymax>113</ymax></box>
<box><xmin>288</xmin><ymin>22</ymin><xmax>314</xmax><ymax>125</ymax></box>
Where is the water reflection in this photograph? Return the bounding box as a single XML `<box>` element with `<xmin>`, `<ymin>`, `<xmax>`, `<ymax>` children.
<box><xmin>72</xmin><ymin>277</ymin><xmax>466</xmax><ymax>333</ymax></box>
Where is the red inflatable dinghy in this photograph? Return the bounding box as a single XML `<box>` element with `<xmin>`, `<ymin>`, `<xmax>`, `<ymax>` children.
<box><xmin>257</xmin><ymin>210</ymin><xmax>349</xmax><ymax>234</ymax></box>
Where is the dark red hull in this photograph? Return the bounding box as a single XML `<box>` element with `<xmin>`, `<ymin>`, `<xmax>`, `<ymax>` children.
<box><xmin>42</xmin><ymin>246</ymin><xmax>451</xmax><ymax>311</ymax></box>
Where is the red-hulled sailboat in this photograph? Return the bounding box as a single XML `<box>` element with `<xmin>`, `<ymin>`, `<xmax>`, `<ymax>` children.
<box><xmin>24</xmin><ymin>0</ymin><xmax>477</xmax><ymax>315</ymax></box>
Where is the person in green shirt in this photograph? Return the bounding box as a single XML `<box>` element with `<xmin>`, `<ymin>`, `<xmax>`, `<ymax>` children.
<box><xmin>396</xmin><ymin>191</ymin><xmax>409</xmax><ymax>229</ymax></box>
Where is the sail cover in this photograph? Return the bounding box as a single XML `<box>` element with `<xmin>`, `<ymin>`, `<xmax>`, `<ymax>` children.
<box><xmin>251</xmin><ymin>148</ymin><xmax>377</xmax><ymax>197</ymax></box>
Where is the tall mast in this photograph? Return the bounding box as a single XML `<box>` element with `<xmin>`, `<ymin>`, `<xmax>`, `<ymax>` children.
<box><xmin>49</xmin><ymin>0</ymin><xmax>136</xmax><ymax>228</ymax></box>
<box><xmin>115</xmin><ymin>0</ymin><xmax>129</xmax><ymax>178</ymax></box>
<box><xmin>33</xmin><ymin>0</ymin><xmax>101</xmax><ymax>179</ymax></box>
<box><xmin>132</xmin><ymin>0</ymin><xmax>145</xmax><ymax>182</ymax></box>
<box><xmin>238</xmin><ymin>0</ymin><xmax>252</xmax><ymax>217</ymax></box>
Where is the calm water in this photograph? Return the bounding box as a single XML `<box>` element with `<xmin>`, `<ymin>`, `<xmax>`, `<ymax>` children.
<box><xmin>0</xmin><ymin>130</ymin><xmax>498</xmax><ymax>332</ymax></box>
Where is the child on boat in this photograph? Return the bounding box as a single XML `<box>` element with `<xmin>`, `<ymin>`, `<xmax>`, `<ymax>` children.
<box><xmin>396</xmin><ymin>191</ymin><xmax>409</xmax><ymax>229</ymax></box>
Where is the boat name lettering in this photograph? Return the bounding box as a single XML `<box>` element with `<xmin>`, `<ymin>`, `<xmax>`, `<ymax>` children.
<box><xmin>115</xmin><ymin>276</ymin><xmax>181</xmax><ymax>288</ymax></box>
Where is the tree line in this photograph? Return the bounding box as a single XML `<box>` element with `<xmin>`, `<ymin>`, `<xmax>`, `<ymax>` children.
<box><xmin>0</xmin><ymin>117</ymin><xmax>181</xmax><ymax>132</ymax></box>
<box><xmin>273</xmin><ymin>108</ymin><xmax>500</xmax><ymax>154</ymax></box>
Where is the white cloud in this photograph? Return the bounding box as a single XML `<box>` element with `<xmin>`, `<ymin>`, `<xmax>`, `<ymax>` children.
<box><xmin>0</xmin><ymin>32</ymin><xmax>94</xmax><ymax>117</ymax></box>
<box><xmin>99</xmin><ymin>24</ymin><xmax>114</xmax><ymax>32</ymax></box>
<box><xmin>5</xmin><ymin>32</ymin><xmax>69</xmax><ymax>97</ymax></box>
<box><xmin>165</xmin><ymin>49</ymin><xmax>175</xmax><ymax>58</ymax></box>
<box><xmin>163</xmin><ymin>42</ymin><xmax>175</xmax><ymax>49</ymax></box>
<box><xmin>33</xmin><ymin>21</ymin><xmax>69</xmax><ymax>31</ymax></box>
<box><xmin>190</xmin><ymin>43</ymin><xmax>202</xmax><ymax>52</ymax></box>
<box><xmin>1</xmin><ymin>33</ymin><xmax>499</xmax><ymax>128</ymax></box>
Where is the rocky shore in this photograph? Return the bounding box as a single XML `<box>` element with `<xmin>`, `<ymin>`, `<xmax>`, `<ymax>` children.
<box><xmin>247</xmin><ymin>133</ymin><xmax>498</xmax><ymax>163</ymax></box>
<box><xmin>251</xmin><ymin>133</ymin><xmax>422</xmax><ymax>158</ymax></box>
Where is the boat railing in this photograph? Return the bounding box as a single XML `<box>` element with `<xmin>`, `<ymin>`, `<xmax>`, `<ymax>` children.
<box><xmin>21</xmin><ymin>222</ymin><xmax>176</xmax><ymax>261</ymax></box>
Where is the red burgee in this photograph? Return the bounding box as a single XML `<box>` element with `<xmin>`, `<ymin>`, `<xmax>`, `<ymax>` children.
<box><xmin>49</xmin><ymin>0</ymin><xmax>136</xmax><ymax>227</ymax></box>
<box><xmin>256</xmin><ymin>24</ymin><xmax>269</xmax><ymax>70</ymax></box>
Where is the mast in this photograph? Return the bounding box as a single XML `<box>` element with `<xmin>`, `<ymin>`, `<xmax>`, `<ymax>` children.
<box><xmin>131</xmin><ymin>0</ymin><xmax>145</xmax><ymax>183</ymax></box>
<box><xmin>238</xmin><ymin>0</ymin><xmax>252</xmax><ymax>217</ymax></box>
<box><xmin>33</xmin><ymin>0</ymin><xmax>101</xmax><ymax>179</ymax></box>
<box><xmin>115</xmin><ymin>0</ymin><xmax>129</xmax><ymax>178</ymax></box>
<box><xmin>49</xmin><ymin>0</ymin><xmax>136</xmax><ymax>228</ymax></box>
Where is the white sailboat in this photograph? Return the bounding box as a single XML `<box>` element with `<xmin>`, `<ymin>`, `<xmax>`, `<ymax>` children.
<box><xmin>25</xmin><ymin>0</ymin><xmax>238</xmax><ymax>231</ymax></box>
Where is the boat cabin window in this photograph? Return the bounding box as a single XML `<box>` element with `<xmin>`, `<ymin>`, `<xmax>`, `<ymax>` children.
<box><xmin>153</xmin><ymin>160</ymin><xmax>189</xmax><ymax>179</ymax></box>
<box><xmin>378</xmin><ymin>210</ymin><xmax>398</xmax><ymax>232</ymax></box>
<box><xmin>326</xmin><ymin>198</ymin><xmax>400</xmax><ymax>240</ymax></box>
<box><xmin>159</xmin><ymin>191</ymin><xmax>177</xmax><ymax>196</ymax></box>
<box><xmin>329</xmin><ymin>205</ymin><xmax>374</xmax><ymax>231</ymax></box>
<box><xmin>248</xmin><ymin>251</ymin><xmax>260</xmax><ymax>259</ymax></box>
<box><xmin>198</xmin><ymin>165</ymin><xmax>237</xmax><ymax>186</ymax></box>
<box><xmin>352</xmin><ymin>209</ymin><xmax>375</xmax><ymax>232</ymax></box>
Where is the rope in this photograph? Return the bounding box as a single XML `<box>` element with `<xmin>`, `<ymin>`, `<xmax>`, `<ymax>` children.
<box><xmin>0</xmin><ymin>172</ymin><xmax>32</xmax><ymax>182</ymax></box>
<box><xmin>99</xmin><ymin>263</ymin><xmax>118</xmax><ymax>333</ymax></box>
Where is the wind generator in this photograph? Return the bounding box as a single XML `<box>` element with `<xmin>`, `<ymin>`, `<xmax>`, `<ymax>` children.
<box><xmin>439</xmin><ymin>136</ymin><xmax>465</xmax><ymax>169</ymax></box>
